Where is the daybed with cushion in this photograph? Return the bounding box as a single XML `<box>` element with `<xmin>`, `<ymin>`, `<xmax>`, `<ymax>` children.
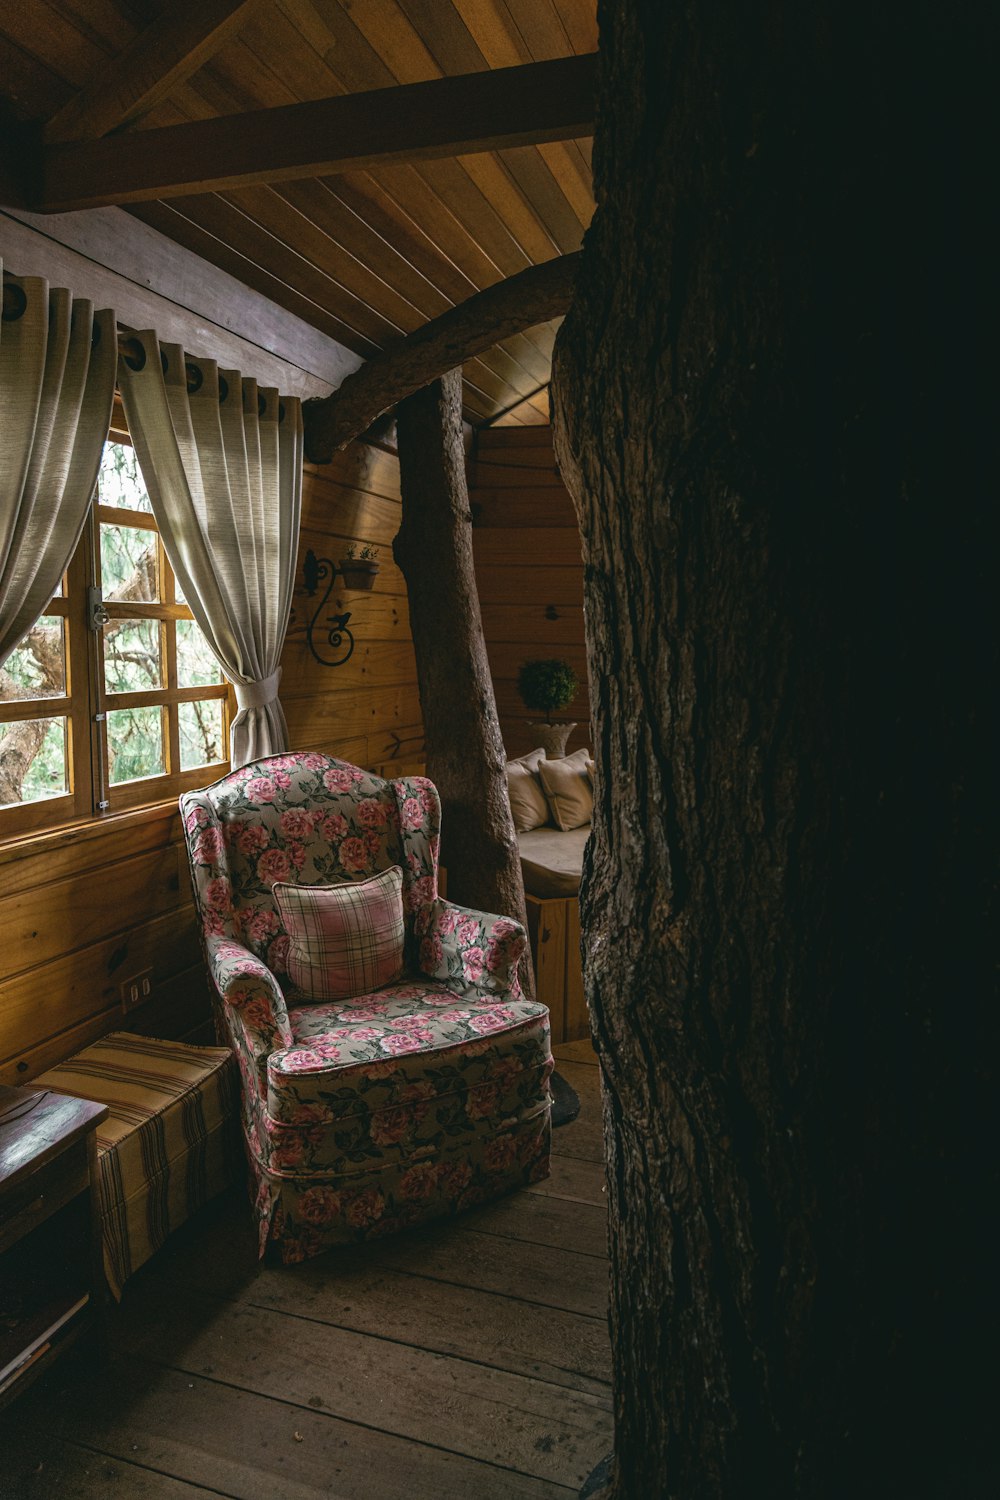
<box><xmin>180</xmin><ymin>753</ymin><xmax>552</xmax><ymax>1264</ymax></box>
<box><xmin>506</xmin><ymin>746</ymin><xmax>591</xmax><ymax>1043</ymax></box>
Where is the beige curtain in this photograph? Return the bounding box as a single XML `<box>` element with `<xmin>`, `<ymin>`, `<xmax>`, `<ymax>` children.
<box><xmin>117</xmin><ymin>335</ymin><xmax>303</xmax><ymax>769</ymax></box>
<box><xmin>0</xmin><ymin>263</ymin><xmax>117</xmax><ymax>667</ymax></box>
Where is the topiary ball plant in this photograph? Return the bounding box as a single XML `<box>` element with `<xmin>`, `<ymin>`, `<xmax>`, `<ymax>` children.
<box><xmin>517</xmin><ymin>658</ymin><xmax>579</xmax><ymax>724</ymax></box>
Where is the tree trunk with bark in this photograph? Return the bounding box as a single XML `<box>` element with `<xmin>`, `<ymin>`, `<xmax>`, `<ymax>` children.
<box><xmin>552</xmin><ymin>3</ymin><xmax>992</xmax><ymax>1496</ymax></box>
<box><xmin>395</xmin><ymin>370</ymin><xmax>534</xmax><ymax>996</ymax></box>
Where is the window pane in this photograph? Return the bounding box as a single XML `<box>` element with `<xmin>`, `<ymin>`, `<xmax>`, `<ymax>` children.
<box><xmin>103</xmin><ymin>618</ymin><xmax>163</xmax><ymax>693</ymax></box>
<box><xmin>176</xmin><ymin>619</ymin><xmax>223</xmax><ymax>688</ymax></box>
<box><xmin>0</xmin><ymin>717</ymin><xmax>68</xmax><ymax>806</ymax></box>
<box><xmin>179</xmin><ymin>699</ymin><xmax>225</xmax><ymax>770</ymax></box>
<box><xmin>108</xmin><ymin>706</ymin><xmax>165</xmax><ymax>784</ymax></box>
<box><xmin>101</xmin><ymin>521</ymin><xmax>159</xmax><ymax>602</ymax></box>
<box><xmin>0</xmin><ymin>616</ymin><xmax>65</xmax><ymax>700</ymax></box>
<box><xmin>98</xmin><ymin>441</ymin><xmax>152</xmax><ymax>514</ymax></box>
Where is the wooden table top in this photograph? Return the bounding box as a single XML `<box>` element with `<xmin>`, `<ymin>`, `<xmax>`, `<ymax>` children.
<box><xmin>0</xmin><ymin>1086</ymin><xmax>108</xmax><ymax>1194</ymax></box>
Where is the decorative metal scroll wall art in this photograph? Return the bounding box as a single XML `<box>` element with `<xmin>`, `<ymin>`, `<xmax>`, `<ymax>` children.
<box><xmin>302</xmin><ymin>549</ymin><xmax>357</xmax><ymax>667</ymax></box>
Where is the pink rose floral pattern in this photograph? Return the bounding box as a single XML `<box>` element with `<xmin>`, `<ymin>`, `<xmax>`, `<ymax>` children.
<box><xmin>180</xmin><ymin>753</ymin><xmax>551</xmax><ymax>1264</ymax></box>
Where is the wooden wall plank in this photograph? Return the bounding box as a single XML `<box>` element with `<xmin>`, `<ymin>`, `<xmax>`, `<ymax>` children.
<box><xmin>0</xmin><ymin>846</ymin><xmax>189</xmax><ymax>981</ymax></box>
<box><xmin>469</xmin><ymin>424</ymin><xmax>587</xmax><ymax>760</ymax></box>
<box><xmin>0</xmin><ymin>911</ymin><xmax>201</xmax><ymax>1066</ymax></box>
<box><xmin>474</xmin><ymin>563</ymin><xmax>583</xmax><ymax>606</ymax></box>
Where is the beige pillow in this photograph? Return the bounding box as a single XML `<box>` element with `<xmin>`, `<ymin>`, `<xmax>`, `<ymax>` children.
<box><xmin>538</xmin><ymin>754</ymin><xmax>594</xmax><ymax>831</ymax></box>
<box><xmin>506</xmin><ymin>748</ymin><xmax>549</xmax><ymax>832</ymax></box>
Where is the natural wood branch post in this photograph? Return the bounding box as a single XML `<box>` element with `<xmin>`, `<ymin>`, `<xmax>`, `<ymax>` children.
<box><xmin>303</xmin><ymin>254</ymin><xmax>580</xmax><ymax>462</ymax></box>
<box><xmin>394</xmin><ymin>369</ymin><xmax>534</xmax><ymax>999</ymax></box>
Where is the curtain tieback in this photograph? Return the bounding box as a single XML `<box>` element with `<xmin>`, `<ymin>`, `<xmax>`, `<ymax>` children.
<box><xmin>233</xmin><ymin>668</ymin><xmax>282</xmax><ymax>713</ymax></box>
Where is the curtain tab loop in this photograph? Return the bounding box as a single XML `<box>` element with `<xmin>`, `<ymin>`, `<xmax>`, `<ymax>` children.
<box><xmin>233</xmin><ymin>668</ymin><xmax>282</xmax><ymax>712</ymax></box>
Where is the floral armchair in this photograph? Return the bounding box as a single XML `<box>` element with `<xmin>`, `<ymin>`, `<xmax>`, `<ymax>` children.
<box><xmin>180</xmin><ymin>753</ymin><xmax>552</xmax><ymax>1263</ymax></box>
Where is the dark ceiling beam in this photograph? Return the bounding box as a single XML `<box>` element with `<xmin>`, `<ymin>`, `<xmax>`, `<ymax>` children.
<box><xmin>35</xmin><ymin>54</ymin><xmax>597</xmax><ymax>213</ymax></box>
<box><xmin>43</xmin><ymin>0</ymin><xmax>264</xmax><ymax>144</ymax></box>
<box><xmin>303</xmin><ymin>253</ymin><xmax>580</xmax><ymax>463</ymax></box>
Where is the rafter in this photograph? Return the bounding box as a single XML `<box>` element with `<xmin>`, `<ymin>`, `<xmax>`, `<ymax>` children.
<box><xmin>43</xmin><ymin>0</ymin><xmax>263</xmax><ymax>145</ymax></box>
<box><xmin>35</xmin><ymin>55</ymin><xmax>597</xmax><ymax>214</ymax></box>
<box><xmin>303</xmin><ymin>253</ymin><xmax>580</xmax><ymax>463</ymax></box>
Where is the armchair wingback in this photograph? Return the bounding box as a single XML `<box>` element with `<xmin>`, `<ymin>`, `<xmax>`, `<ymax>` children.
<box><xmin>180</xmin><ymin>753</ymin><xmax>551</xmax><ymax>1263</ymax></box>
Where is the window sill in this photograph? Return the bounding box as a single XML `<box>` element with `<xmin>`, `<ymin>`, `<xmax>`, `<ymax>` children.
<box><xmin>0</xmin><ymin>798</ymin><xmax>182</xmax><ymax>868</ymax></box>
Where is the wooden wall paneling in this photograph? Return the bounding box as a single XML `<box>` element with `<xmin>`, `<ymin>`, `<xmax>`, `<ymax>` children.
<box><xmin>479</xmin><ymin>602</ymin><xmax>584</xmax><ymax>644</ymax></box>
<box><xmin>0</xmin><ymin>844</ymin><xmax>189</xmax><ymax>980</ymax></box>
<box><xmin>474</xmin><ymin>564</ymin><xmax>583</xmax><ymax>606</ymax></box>
<box><xmin>1</xmin><ymin>963</ymin><xmax>213</xmax><ymax>1089</ymax></box>
<box><xmin>472</xmin><ymin>528</ymin><xmax>583</xmax><ymax>568</ymax></box>
<box><xmin>473</xmin><ymin>487</ymin><xmax>577</xmax><ymax>526</ymax></box>
<box><xmin>281</xmin><ymin>442</ymin><xmax>424</xmax><ymax>775</ymax></box>
<box><xmin>469</xmin><ymin>425</ymin><xmax>588</xmax><ymax>759</ymax></box>
<box><xmin>487</xmin><ymin>639</ymin><xmax>588</xmax><ymax>683</ymax></box>
<box><xmin>282</xmin><ymin>682</ymin><xmax>424</xmax><ymax>747</ymax></box>
<box><xmin>526</xmin><ymin>894</ymin><xmax>568</xmax><ymax>1041</ymax></box>
<box><xmin>0</xmin><ymin>910</ymin><xmax>201</xmax><ymax>1071</ymax></box>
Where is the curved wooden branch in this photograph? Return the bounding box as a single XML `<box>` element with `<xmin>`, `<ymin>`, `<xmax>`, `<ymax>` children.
<box><xmin>303</xmin><ymin>252</ymin><xmax>580</xmax><ymax>462</ymax></box>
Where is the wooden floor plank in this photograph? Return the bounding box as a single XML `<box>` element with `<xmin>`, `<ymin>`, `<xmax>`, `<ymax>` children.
<box><xmin>108</xmin><ymin>1293</ymin><xmax>612</xmax><ymax>1489</ymax></box>
<box><xmin>553</xmin><ymin>1040</ymin><xmax>599</xmax><ymax>1066</ymax></box>
<box><xmin>14</xmin><ymin>1360</ymin><xmax>573</xmax><ymax>1500</ymax></box>
<box><xmin>530</xmin><ymin>1152</ymin><xmax>607</xmax><ymax>1209</ymax></box>
<box><xmin>139</xmin><ymin>1196</ymin><xmax>611</xmax><ymax>1394</ymax></box>
<box><xmin>0</xmin><ymin>1431</ymin><xmax>229</xmax><ymax>1500</ymax></box>
<box><xmin>359</xmin><ymin>1221</ymin><xmax>608</xmax><ymax>1317</ymax></box>
<box><xmin>552</xmin><ymin>1061</ymin><xmax>605</xmax><ymax>1163</ymax></box>
<box><xmin>465</xmin><ymin>1184</ymin><xmax>607</xmax><ymax>1257</ymax></box>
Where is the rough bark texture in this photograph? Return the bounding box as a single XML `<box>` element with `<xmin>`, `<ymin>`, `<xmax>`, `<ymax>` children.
<box><xmin>395</xmin><ymin>370</ymin><xmax>534</xmax><ymax>998</ymax></box>
<box><xmin>552</xmin><ymin>3</ymin><xmax>992</xmax><ymax>1497</ymax></box>
<box><xmin>303</xmin><ymin>254</ymin><xmax>579</xmax><ymax>462</ymax></box>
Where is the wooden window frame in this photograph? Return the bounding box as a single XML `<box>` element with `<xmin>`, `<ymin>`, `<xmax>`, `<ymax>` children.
<box><xmin>0</xmin><ymin>416</ymin><xmax>232</xmax><ymax>839</ymax></box>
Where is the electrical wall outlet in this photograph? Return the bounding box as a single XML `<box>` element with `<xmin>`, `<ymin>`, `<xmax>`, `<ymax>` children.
<box><xmin>120</xmin><ymin>967</ymin><xmax>153</xmax><ymax>1013</ymax></box>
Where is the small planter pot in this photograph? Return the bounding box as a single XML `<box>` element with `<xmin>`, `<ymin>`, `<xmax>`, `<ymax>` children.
<box><xmin>338</xmin><ymin>559</ymin><xmax>380</xmax><ymax>591</ymax></box>
<box><xmin>528</xmin><ymin>720</ymin><xmax>576</xmax><ymax>758</ymax></box>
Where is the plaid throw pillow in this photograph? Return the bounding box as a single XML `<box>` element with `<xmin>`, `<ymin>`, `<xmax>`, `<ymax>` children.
<box><xmin>271</xmin><ymin>866</ymin><xmax>406</xmax><ymax>1002</ymax></box>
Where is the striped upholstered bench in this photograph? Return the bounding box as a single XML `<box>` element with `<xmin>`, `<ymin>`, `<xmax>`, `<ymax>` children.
<box><xmin>34</xmin><ymin>1033</ymin><xmax>240</xmax><ymax>1299</ymax></box>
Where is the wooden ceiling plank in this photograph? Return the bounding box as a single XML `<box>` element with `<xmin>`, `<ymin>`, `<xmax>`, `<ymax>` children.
<box><xmin>43</xmin><ymin>0</ymin><xmax>265</xmax><ymax>143</ymax></box>
<box><xmin>0</xmin><ymin>33</ymin><xmax>74</xmax><ymax>123</ymax></box>
<box><xmin>339</xmin><ymin>0</ymin><xmax>443</xmax><ymax>84</ymax></box>
<box><xmin>469</xmin><ymin>343</ymin><xmax>547</xmax><ymax>402</ymax></box>
<box><xmin>450</xmin><ymin>0</ymin><xmax>531</xmax><ymax>69</ymax></box>
<box><xmin>275</xmin><ymin>180</ymin><xmax>456</xmax><ymax>320</ymax></box>
<box><xmin>502</xmin><ymin>0</ymin><xmax>577</xmax><ymax>59</ymax></box>
<box><xmin>220</xmin><ymin>7</ymin><xmax>344</xmax><ymax>108</ymax></box>
<box><xmin>0</xmin><ymin>3</ymin><xmax>112</xmax><ymax>91</ymax></box>
<box><xmin>308</xmin><ymin>2</ymin><xmax>569</xmax><ymax>283</ymax></box>
<box><xmin>395</xmin><ymin>0</ymin><xmax>490</xmax><ymax>75</ymax></box>
<box><xmin>536</xmin><ymin>139</ymin><xmax>595</xmax><ymax>224</ymax></box>
<box><xmin>221</xmin><ymin>184</ymin><xmax>429</xmax><ymax>332</ymax></box>
<box><xmin>367</xmin><ymin>163</ymin><xmax>510</xmax><ymax>289</ymax></box>
<box><xmin>303</xmin><ymin>251</ymin><xmax>579</xmax><ymax>460</ymax></box>
<box><xmin>321</xmin><ymin>175</ymin><xmax>481</xmax><ymax>307</ymax></box>
<box><xmin>408</xmin><ymin>156</ymin><xmax>533</xmax><ymax>280</ymax></box>
<box><xmin>550</xmin><ymin>0</ymin><xmax>599</xmax><ymax>54</ymax></box>
<box><xmin>125</xmin><ymin>200</ymin><xmax>381</xmax><ymax>357</ymax></box>
<box><xmin>440</xmin><ymin>1</ymin><xmax>592</xmax><ymax>254</ymax></box>
<box><xmin>37</xmin><ymin>54</ymin><xmax>597</xmax><ymax>211</ymax></box>
<box><xmin>169</xmin><ymin>192</ymin><xmax>409</xmax><ymax>348</ymax></box>
<box><xmin>455</xmin><ymin>152</ymin><xmax>562</xmax><ymax>264</ymax></box>
<box><xmin>493</xmin><ymin>145</ymin><xmax>587</xmax><ymax>252</ymax></box>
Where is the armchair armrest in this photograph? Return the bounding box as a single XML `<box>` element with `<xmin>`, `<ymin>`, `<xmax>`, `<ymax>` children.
<box><xmin>415</xmin><ymin>898</ymin><xmax>527</xmax><ymax>1002</ymax></box>
<box><xmin>206</xmin><ymin>934</ymin><xmax>292</xmax><ymax>1093</ymax></box>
